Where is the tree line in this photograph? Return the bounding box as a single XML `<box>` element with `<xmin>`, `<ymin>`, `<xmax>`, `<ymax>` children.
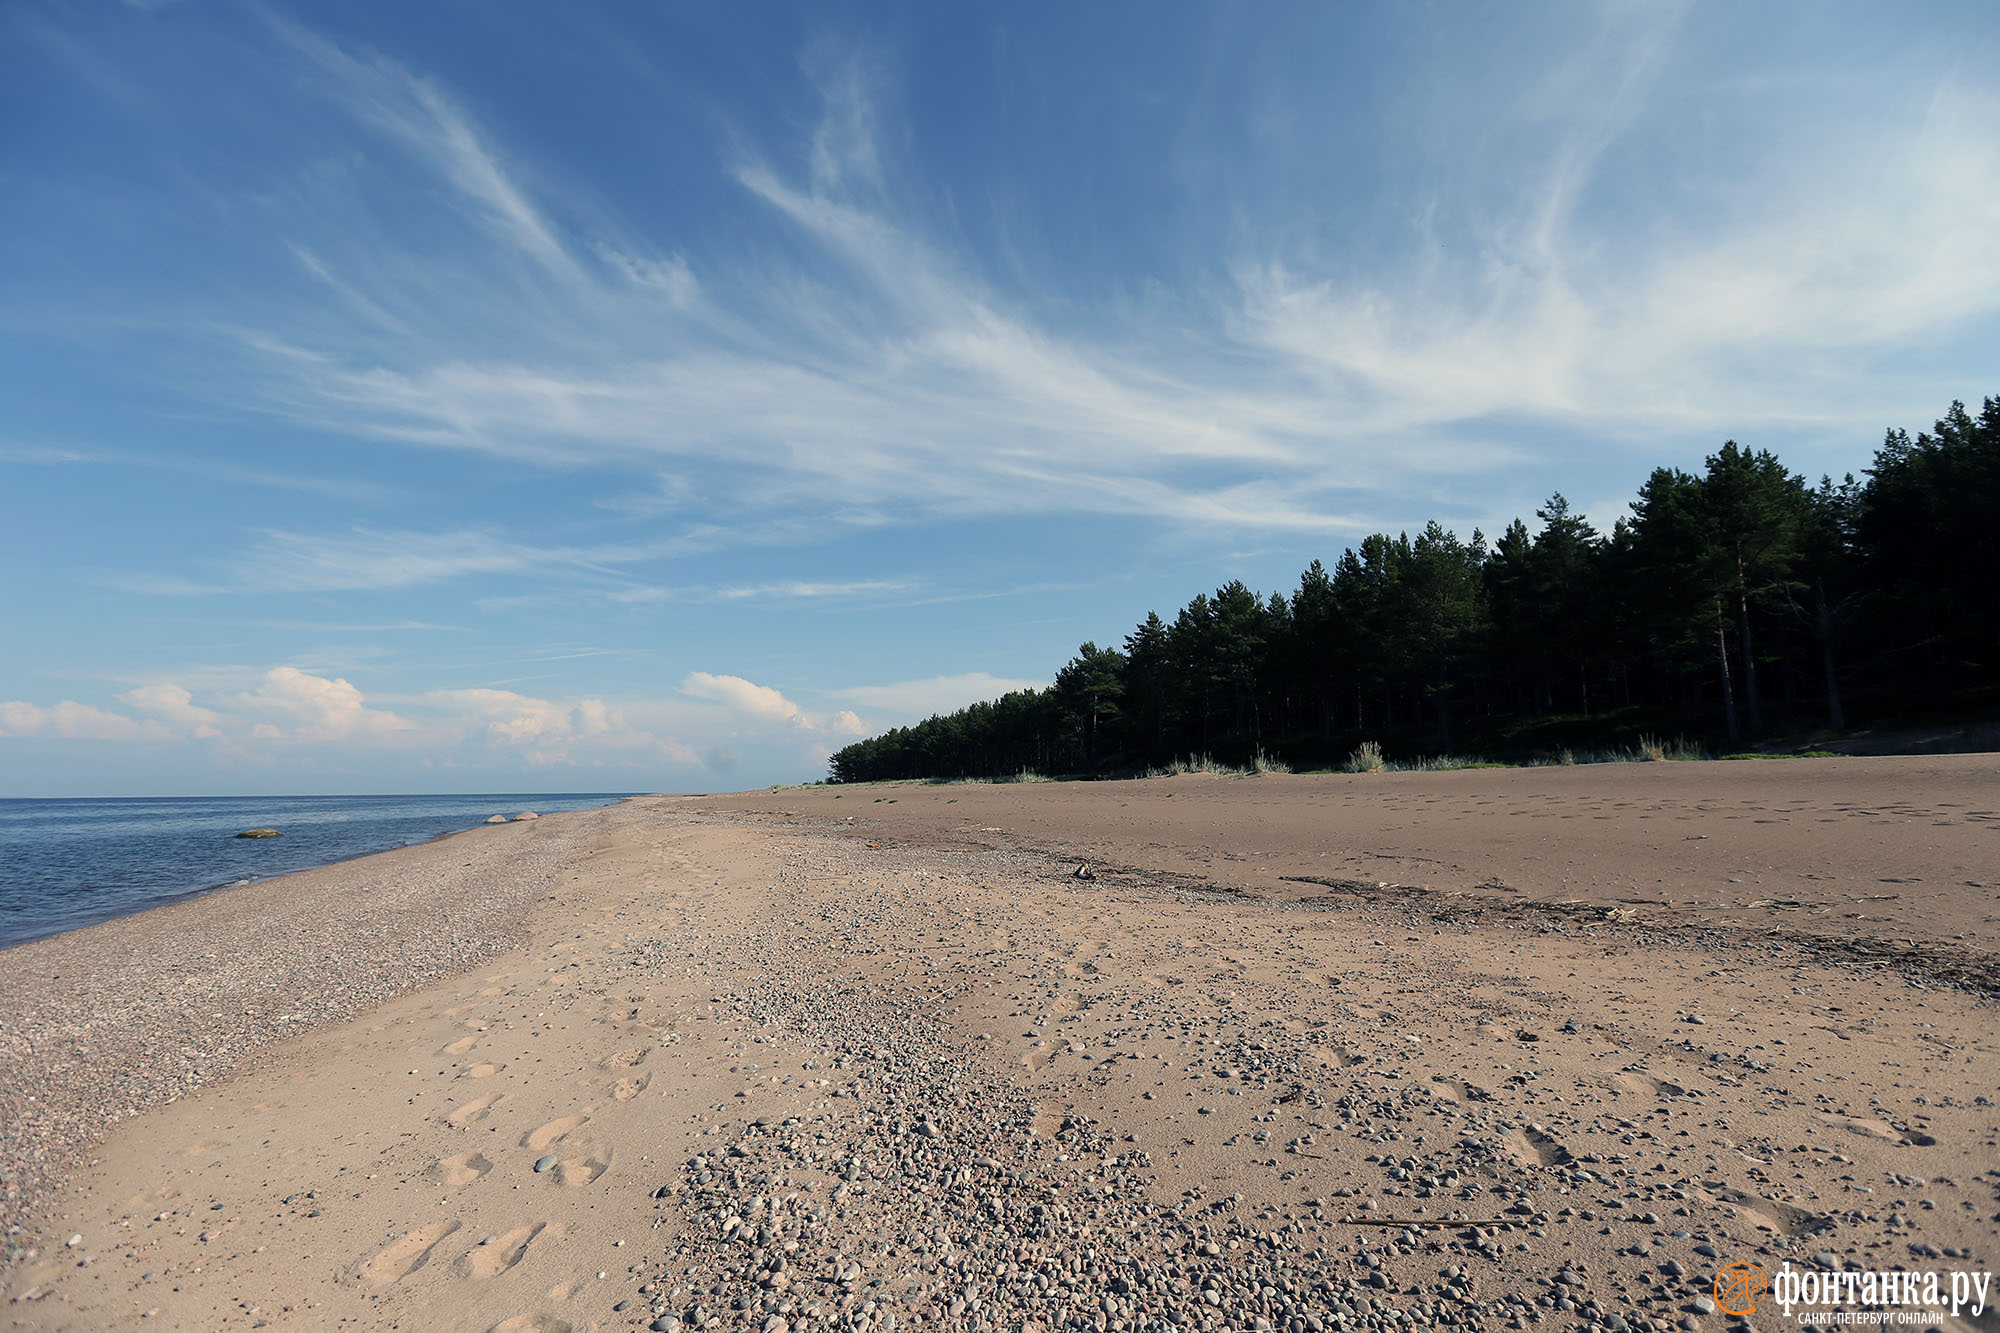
<box><xmin>828</xmin><ymin>395</ymin><xmax>1998</xmax><ymax>783</ymax></box>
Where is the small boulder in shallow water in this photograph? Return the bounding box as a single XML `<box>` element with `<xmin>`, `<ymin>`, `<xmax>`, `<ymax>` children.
<box><xmin>512</xmin><ymin>811</ymin><xmax>539</xmax><ymax>821</ymax></box>
<box><xmin>483</xmin><ymin>815</ymin><xmax>508</xmax><ymax>825</ymax></box>
<box><xmin>235</xmin><ymin>828</ymin><xmax>281</xmax><ymax>839</ymax></box>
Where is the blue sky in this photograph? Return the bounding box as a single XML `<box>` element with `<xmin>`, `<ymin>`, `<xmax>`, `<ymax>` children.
<box><xmin>3</xmin><ymin>2</ymin><xmax>1996</xmax><ymax>796</ymax></box>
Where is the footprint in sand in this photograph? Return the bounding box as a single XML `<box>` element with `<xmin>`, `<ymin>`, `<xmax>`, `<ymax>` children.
<box><xmin>1814</xmin><ymin>1111</ymin><xmax>1934</xmax><ymax>1145</ymax></box>
<box><xmin>442</xmin><ymin>1036</ymin><xmax>480</xmax><ymax>1056</ymax></box>
<box><xmin>1606</xmin><ymin>1072</ymin><xmax>1688</xmax><ymax>1098</ymax></box>
<box><xmin>1504</xmin><ymin>1126</ymin><xmax>1574</xmax><ymax>1167</ymax></box>
<box><xmin>459</xmin><ymin>1222</ymin><xmax>545</xmax><ymax>1278</ymax></box>
<box><xmin>428</xmin><ymin>1152</ymin><xmax>495</xmax><ymax>1187</ymax></box>
<box><xmin>610</xmin><ymin>1073</ymin><xmax>651</xmax><ymax>1101</ymax></box>
<box><xmin>597</xmin><ymin>1048</ymin><xmax>649</xmax><ymax>1070</ymax></box>
<box><xmin>1312</xmin><ymin>1045</ymin><xmax>1369</xmax><ymax>1069</ymax></box>
<box><xmin>447</xmin><ymin>1093</ymin><xmax>508</xmax><ymax>1126</ymax></box>
<box><xmin>357</xmin><ymin>1219</ymin><xmax>460</xmax><ymax>1288</ymax></box>
<box><xmin>487</xmin><ymin>1317</ymin><xmax>570</xmax><ymax>1333</ymax></box>
<box><xmin>521</xmin><ymin>1116</ymin><xmax>590</xmax><ymax>1151</ymax></box>
<box><xmin>1701</xmin><ymin>1186</ymin><xmax>1832</xmax><ymax>1237</ymax></box>
<box><xmin>553</xmin><ymin>1151</ymin><xmax>610</xmax><ymax>1187</ymax></box>
<box><xmin>461</xmin><ymin>1061</ymin><xmax>506</xmax><ymax>1079</ymax></box>
<box><xmin>1429</xmin><ymin>1076</ymin><xmax>1493</xmax><ymax>1103</ymax></box>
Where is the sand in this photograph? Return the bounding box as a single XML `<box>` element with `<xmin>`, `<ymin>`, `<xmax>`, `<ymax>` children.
<box><xmin>1</xmin><ymin>756</ymin><xmax>1996</xmax><ymax>1332</ymax></box>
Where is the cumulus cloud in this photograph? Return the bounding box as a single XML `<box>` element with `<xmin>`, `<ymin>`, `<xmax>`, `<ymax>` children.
<box><xmin>678</xmin><ymin>672</ymin><xmax>871</xmax><ymax>737</ymax></box>
<box><xmin>226</xmin><ymin>666</ymin><xmax>416</xmax><ymax>743</ymax></box>
<box><xmin>680</xmin><ymin>672</ymin><xmax>804</xmax><ymax>723</ymax></box>
<box><xmin>0</xmin><ymin>668</ymin><xmax>729</xmax><ymax>775</ymax></box>
<box><xmin>424</xmin><ymin>686</ymin><xmax>695</xmax><ymax>765</ymax></box>
<box><xmin>0</xmin><ymin>700</ymin><xmax>170</xmax><ymax>742</ymax></box>
<box><xmin>121</xmin><ymin>683</ymin><xmax>222</xmax><ymax>739</ymax></box>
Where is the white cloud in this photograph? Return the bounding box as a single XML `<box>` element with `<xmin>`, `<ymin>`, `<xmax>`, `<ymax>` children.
<box><xmin>235</xmin><ymin>527</ymin><xmax>548</xmax><ymax>593</ymax></box>
<box><xmin>680</xmin><ymin>672</ymin><xmax>803</xmax><ymax>723</ymax></box>
<box><xmin>1</xmin><ymin>670</ymin><xmax>726</xmax><ymax>773</ymax></box>
<box><xmin>205</xmin><ymin>28</ymin><xmax>1352</xmax><ymax>539</ymax></box>
<box><xmin>422</xmin><ymin>686</ymin><xmax>697</xmax><ymax>766</ymax></box>
<box><xmin>210</xmin><ymin>22</ymin><xmax>2000</xmax><ymax>554</ymax></box>
<box><xmin>677</xmin><ymin>671</ymin><xmax>873</xmax><ymax>738</ymax></box>
<box><xmin>0</xmin><ymin>700</ymin><xmax>170</xmax><ymax>742</ymax></box>
<box><xmin>594</xmin><ymin>244</ymin><xmax>699</xmax><ymax>307</ymax></box>
<box><xmin>278</xmin><ymin>18</ymin><xmax>577</xmax><ymax>276</ymax></box>
<box><xmin>1230</xmin><ymin>66</ymin><xmax>2000</xmax><ymax>440</ymax></box>
<box><xmin>121</xmin><ymin>683</ymin><xmax>222</xmax><ymax>739</ymax></box>
<box><xmin>118</xmin><ymin>524</ymin><xmax>930</xmax><ymax>599</ymax></box>
<box><xmin>226</xmin><ymin>666</ymin><xmax>416</xmax><ymax>743</ymax></box>
<box><xmin>713</xmin><ymin>580</ymin><xmax>915</xmax><ymax>601</ymax></box>
<box><xmin>829</xmin><ymin>671</ymin><xmax>1045</xmax><ymax>720</ymax></box>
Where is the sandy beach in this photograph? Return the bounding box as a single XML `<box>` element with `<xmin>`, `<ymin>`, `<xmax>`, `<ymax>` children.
<box><xmin>3</xmin><ymin>757</ymin><xmax>1997</xmax><ymax>1332</ymax></box>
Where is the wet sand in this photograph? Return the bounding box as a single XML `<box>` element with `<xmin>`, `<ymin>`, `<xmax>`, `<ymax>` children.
<box><xmin>3</xmin><ymin>757</ymin><xmax>1996</xmax><ymax>1332</ymax></box>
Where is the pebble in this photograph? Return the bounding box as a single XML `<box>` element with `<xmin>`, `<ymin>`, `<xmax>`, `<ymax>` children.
<box><xmin>533</xmin><ymin>1154</ymin><xmax>558</xmax><ymax>1173</ymax></box>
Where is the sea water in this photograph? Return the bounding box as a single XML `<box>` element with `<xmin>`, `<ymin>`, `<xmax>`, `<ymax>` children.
<box><xmin>0</xmin><ymin>792</ymin><xmax>629</xmax><ymax>948</ymax></box>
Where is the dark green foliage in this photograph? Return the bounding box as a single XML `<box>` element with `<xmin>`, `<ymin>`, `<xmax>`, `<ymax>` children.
<box><xmin>1858</xmin><ymin>398</ymin><xmax>2000</xmax><ymax>692</ymax></box>
<box><xmin>829</xmin><ymin>395</ymin><xmax>1999</xmax><ymax>782</ymax></box>
<box><xmin>1055</xmin><ymin>641</ymin><xmax>1125</xmax><ymax>772</ymax></box>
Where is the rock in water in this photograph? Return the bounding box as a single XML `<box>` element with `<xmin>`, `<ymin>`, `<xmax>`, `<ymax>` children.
<box><xmin>484</xmin><ymin>815</ymin><xmax>509</xmax><ymax>824</ymax></box>
<box><xmin>234</xmin><ymin>828</ymin><xmax>282</xmax><ymax>839</ymax></box>
<box><xmin>512</xmin><ymin>811</ymin><xmax>540</xmax><ymax>821</ymax></box>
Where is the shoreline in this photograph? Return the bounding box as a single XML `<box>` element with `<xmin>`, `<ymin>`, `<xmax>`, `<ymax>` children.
<box><xmin>0</xmin><ymin>792</ymin><xmax>637</xmax><ymax>952</ymax></box>
<box><xmin>0</xmin><ymin>800</ymin><xmax>626</xmax><ymax>1253</ymax></box>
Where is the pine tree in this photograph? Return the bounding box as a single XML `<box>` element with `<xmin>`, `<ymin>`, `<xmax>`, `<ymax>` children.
<box><xmin>1122</xmin><ymin>612</ymin><xmax>1172</xmax><ymax>759</ymax></box>
<box><xmin>1700</xmin><ymin>443</ymin><xmax>1809</xmax><ymax>737</ymax></box>
<box><xmin>1055</xmin><ymin>642</ymin><xmax>1126</xmax><ymax>773</ymax></box>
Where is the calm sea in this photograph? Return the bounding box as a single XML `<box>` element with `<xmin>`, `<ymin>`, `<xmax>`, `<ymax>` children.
<box><xmin>0</xmin><ymin>793</ymin><xmax>631</xmax><ymax>949</ymax></box>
